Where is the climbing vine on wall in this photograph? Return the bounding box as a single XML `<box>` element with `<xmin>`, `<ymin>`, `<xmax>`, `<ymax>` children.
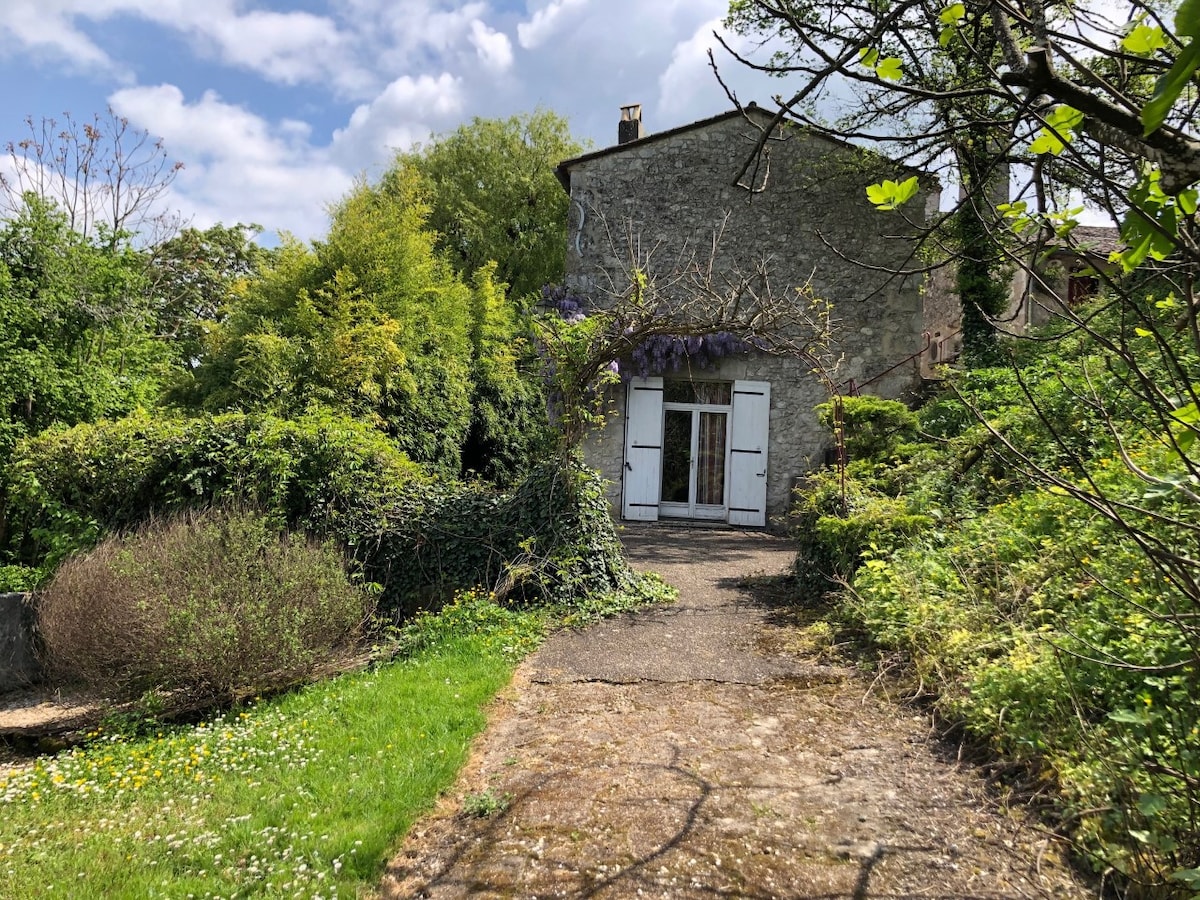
<box><xmin>535</xmin><ymin>268</ymin><xmax>829</xmax><ymax>448</ymax></box>
<box><xmin>628</xmin><ymin>332</ymin><xmax>752</xmax><ymax>378</ymax></box>
<box><xmin>541</xmin><ymin>286</ymin><xmax>752</xmax><ymax>379</ymax></box>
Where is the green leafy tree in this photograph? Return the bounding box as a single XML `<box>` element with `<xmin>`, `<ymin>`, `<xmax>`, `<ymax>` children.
<box><xmin>0</xmin><ymin>195</ymin><xmax>171</xmax><ymax>461</ymax></box>
<box><xmin>145</xmin><ymin>223</ymin><xmax>268</xmax><ymax>368</ymax></box>
<box><xmin>172</xmin><ymin>170</ymin><xmax>482</xmax><ymax>475</ymax></box>
<box><xmin>394</xmin><ymin>110</ymin><xmax>585</xmax><ymax>299</ymax></box>
<box><xmin>459</xmin><ymin>263</ymin><xmax>552</xmax><ymax>483</ymax></box>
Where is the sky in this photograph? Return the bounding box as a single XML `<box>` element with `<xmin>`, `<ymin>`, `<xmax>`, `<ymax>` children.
<box><xmin>0</xmin><ymin>0</ymin><xmax>774</xmax><ymax>242</ymax></box>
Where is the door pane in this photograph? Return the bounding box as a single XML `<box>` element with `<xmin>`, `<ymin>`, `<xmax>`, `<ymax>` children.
<box><xmin>660</xmin><ymin>410</ymin><xmax>692</xmax><ymax>503</ymax></box>
<box><xmin>696</xmin><ymin>411</ymin><xmax>727</xmax><ymax>505</ymax></box>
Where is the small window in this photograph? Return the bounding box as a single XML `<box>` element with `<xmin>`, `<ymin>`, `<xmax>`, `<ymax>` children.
<box><xmin>1068</xmin><ymin>274</ymin><xmax>1098</xmax><ymax>305</ymax></box>
<box><xmin>663</xmin><ymin>380</ymin><xmax>732</xmax><ymax>405</ymax></box>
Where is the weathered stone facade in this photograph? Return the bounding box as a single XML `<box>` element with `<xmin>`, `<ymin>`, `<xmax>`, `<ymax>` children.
<box><xmin>1002</xmin><ymin>225</ymin><xmax>1121</xmax><ymax>333</ymax></box>
<box><xmin>557</xmin><ymin>106</ymin><xmax>948</xmax><ymax>525</ymax></box>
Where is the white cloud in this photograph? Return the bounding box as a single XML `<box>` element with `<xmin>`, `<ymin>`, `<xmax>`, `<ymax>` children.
<box><xmin>197</xmin><ymin>8</ymin><xmax>366</xmax><ymax>93</ymax></box>
<box><xmin>0</xmin><ymin>0</ymin><xmax>788</xmax><ymax>239</ymax></box>
<box><xmin>331</xmin><ymin>73</ymin><xmax>466</xmax><ymax>170</ymax></box>
<box><xmin>0</xmin><ymin>0</ymin><xmax>370</xmax><ymax>94</ymax></box>
<box><xmin>108</xmin><ymin>84</ymin><xmax>355</xmax><ymax>240</ymax></box>
<box><xmin>469</xmin><ymin>19</ymin><xmax>514</xmax><ymax>72</ymax></box>
<box><xmin>657</xmin><ymin>17</ymin><xmax>748</xmax><ymax>120</ymax></box>
<box><xmin>0</xmin><ymin>3</ymin><xmax>116</xmax><ymax>73</ymax></box>
<box><xmin>338</xmin><ymin>0</ymin><xmax>489</xmax><ymax>76</ymax></box>
<box><xmin>517</xmin><ymin>0</ymin><xmax>588</xmax><ymax>50</ymax></box>
<box><xmin>497</xmin><ymin>0</ymin><xmax>755</xmax><ymax>147</ymax></box>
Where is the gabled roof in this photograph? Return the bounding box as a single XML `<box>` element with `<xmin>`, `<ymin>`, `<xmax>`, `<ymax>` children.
<box><xmin>1065</xmin><ymin>225</ymin><xmax>1121</xmax><ymax>256</ymax></box>
<box><xmin>555</xmin><ymin>105</ymin><xmax>772</xmax><ymax>191</ymax></box>
<box><xmin>554</xmin><ymin>103</ymin><xmax>935</xmax><ymax>193</ymax></box>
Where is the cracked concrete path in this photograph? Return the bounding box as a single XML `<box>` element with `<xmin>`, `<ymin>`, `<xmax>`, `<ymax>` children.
<box><xmin>531</xmin><ymin>527</ymin><xmax>836</xmax><ymax>686</ymax></box>
<box><xmin>380</xmin><ymin>525</ymin><xmax>1093</xmax><ymax>899</ymax></box>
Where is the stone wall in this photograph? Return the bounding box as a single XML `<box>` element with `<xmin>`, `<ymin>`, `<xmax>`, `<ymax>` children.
<box><xmin>561</xmin><ymin>108</ymin><xmax>942</xmax><ymax>522</ymax></box>
<box><xmin>0</xmin><ymin>592</ymin><xmax>39</xmax><ymax>693</ymax></box>
<box><xmin>922</xmin><ymin>263</ymin><xmax>963</xmax><ymax>371</ymax></box>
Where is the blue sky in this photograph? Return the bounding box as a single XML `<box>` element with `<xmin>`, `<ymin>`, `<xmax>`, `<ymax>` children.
<box><xmin>0</xmin><ymin>1</ymin><xmax>770</xmax><ymax>241</ymax></box>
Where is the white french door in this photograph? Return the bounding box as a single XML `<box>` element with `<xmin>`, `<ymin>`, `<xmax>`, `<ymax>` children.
<box><xmin>622</xmin><ymin>376</ymin><xmax>664</xmax><ymax>521</ymax></box>
<box><xmin>622</xmin><ymin>377</ymin><xmax>769</xmax><ymax>526</ymax></box>
<box><xmin>728</xmin><ymin>381</ymin><xmax>770</xmax><ymax>527</ymax></box>
<box><xmin>659</xmin><ymin>405</ymin><xmax>730</xmax><ymax>520</ymax></box>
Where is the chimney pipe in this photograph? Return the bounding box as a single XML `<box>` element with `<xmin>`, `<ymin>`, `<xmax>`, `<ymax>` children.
<box><xmin>618</xmin><ymin>104</ymin><xmax>643</xmax><ymax>144</ymax></box>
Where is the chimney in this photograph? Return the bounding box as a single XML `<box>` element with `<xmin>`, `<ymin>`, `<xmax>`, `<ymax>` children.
<box><xmin>618</xmin><ymin>104</ymin><xmax>643</xmax><ymax>144</ymax></box>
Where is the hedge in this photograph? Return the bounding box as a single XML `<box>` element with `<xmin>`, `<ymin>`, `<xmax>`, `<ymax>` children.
<box><xmin>2</xmin><ymin>411</ymin><xmax>633</xmax><ymax>616</ymax></box>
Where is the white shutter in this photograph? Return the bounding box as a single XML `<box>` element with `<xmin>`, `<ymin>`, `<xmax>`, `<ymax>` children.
<box><xmin>728</xmin><ymin>380</ymin><xmax>770</xmax><ymax>527</ymax></box>
<box><xmin>622</xmin><ymin>376</ymin><xmax>663</xmax><ymax>521</ymax></box>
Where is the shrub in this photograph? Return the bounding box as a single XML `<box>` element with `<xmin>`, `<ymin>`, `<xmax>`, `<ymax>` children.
<box><xmin>0</xmin><ymin>564</ymin><xmax>38</xmax><ymax>592</ymax></box>
<box><xmin>817</xmin><ymin>395</ymin><xmax>919</xmax><ymax>462</ymax></box>
<box><xmin>38</xmin><ymin>507</ymin><xmax>374</xmax><ymax>703</ymax></box>
<box><xmin>350</xmin><ymin>458</ymin><xmax>640</xmax><ymax>617</ymax></box>
<box><xmin>5</xmin><ymin>411</ymin><xmax>641</xmax><ymax>620</ymax></box>
<box><xmin>831</xmin><ymin>429</ymin><xmax>1200</xmax><ymax>887</ymax></box>
<box><xmin>790</xmin><ymin>467</ymin><xmax>932</xmax><ymax>597</ymax></box>
<box><xmin>1</xmin><ymin>409</ymin><xmax>424</xmax><ymax>571</ymax></box>
<box><xmin>799</xmin><ymin>300</ymin><xmax>1200</xmax><ymax>891</ymax></box>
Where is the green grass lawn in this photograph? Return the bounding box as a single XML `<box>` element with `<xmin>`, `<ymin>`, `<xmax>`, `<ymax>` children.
<box><xmin>0</xmin><ymin>593</ymin><xmax>546</xmax><ymax>899</ymax></box>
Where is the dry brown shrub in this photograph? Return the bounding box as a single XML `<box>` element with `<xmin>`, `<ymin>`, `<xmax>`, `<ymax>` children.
<box><xmin>37</xmin><ymin>507</ymin><xmax>375</xmax><ymax>702</ymax></box>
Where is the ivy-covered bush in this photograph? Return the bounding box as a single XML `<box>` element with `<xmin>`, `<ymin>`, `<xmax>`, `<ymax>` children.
<box><xmin>345</xmin><ymin>458</ymin><xmax>640</xmax><ymax>617</ymax></box>
<box><xmin>38</xmin><ymin>507</ymin><xmax>373</xmax><ymax>703</ymax></box>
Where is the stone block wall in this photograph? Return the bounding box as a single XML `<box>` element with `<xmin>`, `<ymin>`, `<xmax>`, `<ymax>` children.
<box><xmin>560</xmin><ymin>108</ymin><xmax>942</xmax><ymax>521</ymax></box>
<box><xmin>0</xmin><ymin>592</ymin><xmax>39</xmax><ymax>693</ymax></box>
<box><xmin>922</xmin><ymin>263</ymin><xmax>963</xmax><ymax>370</ymax></box>
<box><xmin>563</xmin><ymin>110</ymin><xmax>934</xmax><ymax>374</ymax></box>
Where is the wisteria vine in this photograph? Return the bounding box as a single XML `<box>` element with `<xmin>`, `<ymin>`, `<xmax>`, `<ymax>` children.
<box><xmin>539</xmin><ymin>285</ymin><xmax>752</xmax><ymax>383</ymax></box>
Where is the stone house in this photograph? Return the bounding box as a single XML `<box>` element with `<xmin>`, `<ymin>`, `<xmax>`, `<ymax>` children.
<box><xmin>555</xmin><ymin>104</ymin><xmax>949</xmax><ymax>527</ymax></box>
<box><xmin>1003</xmin><ymin>225</ymin><xmax>1122</xmax><ymax>333</ymax></box>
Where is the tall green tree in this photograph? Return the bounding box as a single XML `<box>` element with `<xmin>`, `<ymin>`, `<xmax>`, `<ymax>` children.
<box><xmin>171</xmin><ymin>170</ymin><xmax>489</xmax><ymax>475</ymax></box>
<box><xmin>145</xmin><ymin>223</ymin><xmax>267</xmax><ymax>369</ymax></box>
<box><xmin>459</xmin><ymin>262</ymin><xmax>552</xmax><ymax>483</ymax></box>
<box><xmin>0</xmin><ymin>195</ymin><xmax>171</xmax><ymax>459</ymax></box>
<box><xmin>395</xmin><ymin>110</ymin><xmax>585</xmax><ymax>299</ymax></box>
